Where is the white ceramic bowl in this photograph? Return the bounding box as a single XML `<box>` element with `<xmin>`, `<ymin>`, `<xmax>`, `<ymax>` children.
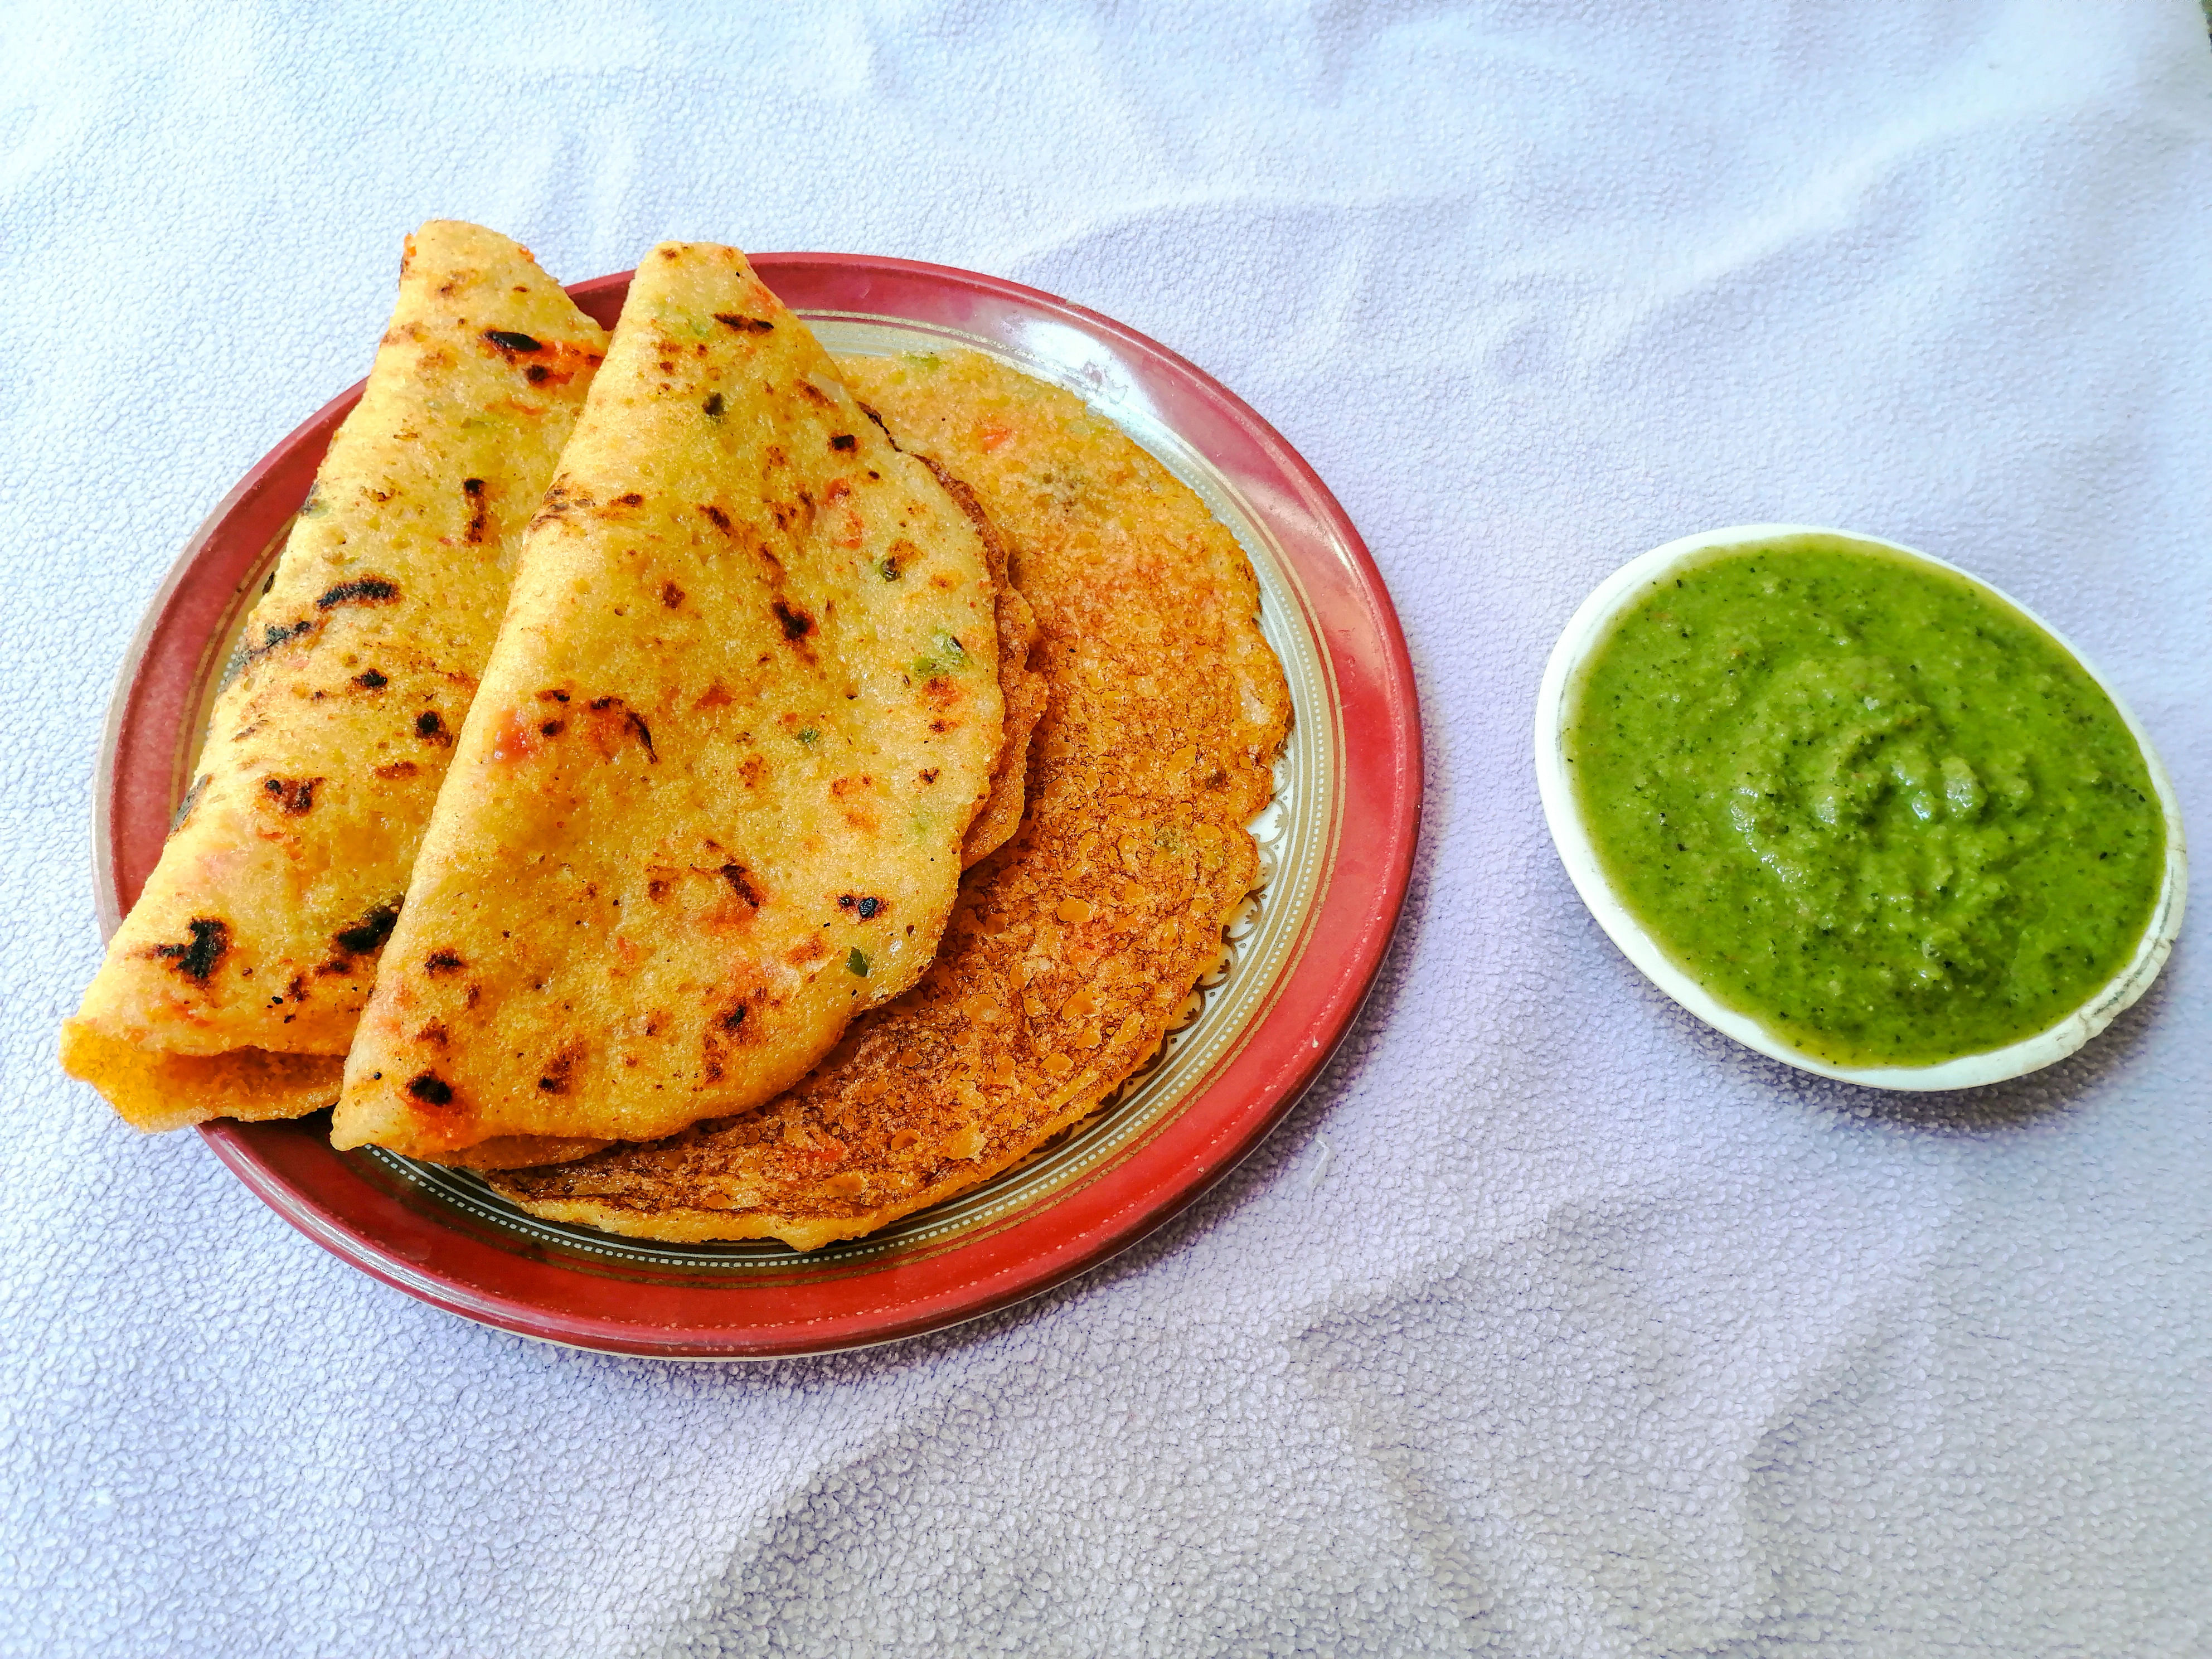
<box><xmin>1534</xmin><ymin>523</ymin><xmax>2189</xmax><ymax>1090</ymax></box>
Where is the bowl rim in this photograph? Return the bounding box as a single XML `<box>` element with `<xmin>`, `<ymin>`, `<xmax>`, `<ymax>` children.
<box><xmin>1532</xmin><ymin>521</ymin><xmax>2189</xmax><ymax>1092</ymax></box>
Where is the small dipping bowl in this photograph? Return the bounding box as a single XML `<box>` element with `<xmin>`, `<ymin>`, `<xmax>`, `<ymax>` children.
<box><xmin>1534</xmin><ymin>523</ymin><xmax>2189</xmax><ymax>1090</ymax></box>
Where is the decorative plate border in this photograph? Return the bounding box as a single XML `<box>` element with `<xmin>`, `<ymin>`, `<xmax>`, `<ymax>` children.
<box><xmin>94</xmin><ymin>255</ymin><xmax>1421</xmax><ymax>1358</ymax></box>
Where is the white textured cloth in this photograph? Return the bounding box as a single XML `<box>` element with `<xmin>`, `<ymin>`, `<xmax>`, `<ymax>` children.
<box><xmin>3</xmin><ymin>3</ymin><xmax>2208</xmax><ymax>1653</ymax></box>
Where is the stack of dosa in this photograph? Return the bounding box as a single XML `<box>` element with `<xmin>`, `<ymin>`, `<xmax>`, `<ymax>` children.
<box><xmin>491</xmin><ymin>350</ymin><xmax>1293</xmax><ymax>1248</ymax></box>
<box><xmin>330</xmin><ymin>245</ymin><xmax>1012</xmax><ymax>1168</ymax></box>
<box><xmin>61</xmin><ymin>230</ymin><xmax>1287</xmax><ymax>1259</ymax></box>
<box><xmin>61</xmin><ymin>221</ymin><xmax>608</xmax><ymax>1129</ymax></box>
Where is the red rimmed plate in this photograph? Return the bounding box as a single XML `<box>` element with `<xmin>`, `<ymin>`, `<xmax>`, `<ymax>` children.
<box><xmin>94</xmin><ymin>255</ymin><xmax>1419</xmax><ymax>1359</ymax></box>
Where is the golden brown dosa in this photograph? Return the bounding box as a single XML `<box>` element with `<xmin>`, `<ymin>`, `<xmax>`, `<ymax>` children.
<box><xmin>932</xmin><ymin>455</ymin><xmax>1044</xmax><ymax>866</ymax></box>
<box><xmin>332</xmin><ymin>248</ymin><xmax>1007</xmax><ymax>1163</ymax></box>
<box><xmin>490</xmin><ymin>349</ymin><xmax>1292</xmax><ymax>1248</ymax></box>
<box><xmin>61</xmin><ymin>220</ymin><xmax>607</xmax><ymax>1131</ymax></box>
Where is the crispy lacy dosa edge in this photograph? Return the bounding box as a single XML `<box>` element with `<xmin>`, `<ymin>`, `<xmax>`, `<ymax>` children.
<box><xmin>62</xmin><ymin>220</ymin><xmax>608</xmax><ymax>1132</ymax></box>
<box><xmin>490</xmin><ymin>349</ymin><xmax>1293</xmax><ymax>1249</ymax></box>
<box><xmin>914</xmin><ymin>452</ymin><xmax>1044</xmax><ymax>868</ymax></box>
<box><xmin>333</xmin><ymin>246</ymin><xmax>1006</xmax><ymax>1163</ymax></box>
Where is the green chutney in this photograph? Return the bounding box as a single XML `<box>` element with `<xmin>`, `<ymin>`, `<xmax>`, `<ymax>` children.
<box><xmin>1566</xmin><ymin>533</ymin><xmax>2165</xmax><ymax>1068</ymax></box>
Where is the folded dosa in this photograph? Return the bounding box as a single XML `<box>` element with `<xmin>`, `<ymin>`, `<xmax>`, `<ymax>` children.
<box><xmin>491</xmin><ymin>350</ymin><xmax>1293</xmax><ymax>1248</ymax></box>
<box><xmin>332</xmin><ymin>245</ymin><xmax>1006</xmax><ymax>1163</ymax></box>
<box><xmin>931</xmin><ymin>454</ymin><xmax>1044</xmax><ymax>867</ymax></box>
<box><xmin>62</xmin><ymin>221</ymin><xmax>608</xmax><ymax>1131</ymax></box>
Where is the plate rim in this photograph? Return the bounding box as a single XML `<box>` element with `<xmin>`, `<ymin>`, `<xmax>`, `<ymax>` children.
<box><xmin>94</xmin><ymin>251</ymin><xmax>1423</xmax><ymax>1359</ymax></box>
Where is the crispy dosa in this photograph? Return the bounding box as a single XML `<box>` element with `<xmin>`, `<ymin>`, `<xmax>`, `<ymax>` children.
<box><xmin>332</xmin><ymin>247</ymin><xmax>1006</xmax><ymax>1164</ymax></box>
<box><xmin>61</xmin><ymin>221</ymin><xmax>608</xmax><ymax>1131</ymax></box>
<box><xmin>938</xmin><ymin>458</ymin><xmax>1044</xmax><ymax>866</ymax></box>
<box><xmin>491</xmin><ymin>350</ymin><xmax>1293</xmax><ymax>1248</ymax></box>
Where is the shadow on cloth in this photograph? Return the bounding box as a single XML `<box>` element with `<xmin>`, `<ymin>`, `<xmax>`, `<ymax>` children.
<box><xmin>1732</xmin><ymin>957</ymin><xmax>2181</xmax><ymax>1138</ymax></box>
